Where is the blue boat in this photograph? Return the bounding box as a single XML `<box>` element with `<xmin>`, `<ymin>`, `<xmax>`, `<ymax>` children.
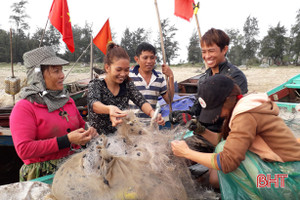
<box><xmin>267</xmin><ymin>73</ymin><xmax>300</xmax><ymax>111</ymax></box>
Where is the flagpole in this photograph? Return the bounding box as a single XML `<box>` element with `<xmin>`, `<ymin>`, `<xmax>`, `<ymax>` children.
<box><xmin>154</xmin><ymin>0</ymin><xmax>173</xmax><ymax>127</ymax></box>
<box><xmin>90</xmin><ymin>35</ymin><xmax>94</xmax><ymax>80</ymax></box>
<box><xmin>39</xmin><ymin>18</ymin><xmax>49</xmax><ymax>47</ymax></box>
<box><xmin>193</xmin><ymin>2</ymin><xmax>202</xmax><ymax>43</ymax></box>
<box><xmin>193</xmin><ymin>2</ymin><xmax>207</xmax><ymax>69</ymax></box>
<box><xmin>64</xmin><ymin>43</ymin><xmax>91</xmax><ymax>82</ymax></box>
<box><xmin>154</xmin><ymin>0</ymin><xmax>166</xmax><ymax>64</ymax></box>
<box><xmin>195</xmin><ymin>13</ymin><xmax>202</xmax><ymax>44</ymax></box>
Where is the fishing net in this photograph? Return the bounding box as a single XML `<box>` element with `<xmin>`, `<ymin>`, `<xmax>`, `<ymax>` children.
<box><xmin>279</xmin><ymin>107</ymin><xmax>300</xmax><ymax>138</ymax></box>
<box><xmin>216</xmin><ymin>141</ymin><xmax>300</xmax><ymax>200</ymax></box>
<box><xmin>50</xmin><ymin>111</ymin><xmax>219</xmax><ymax>200</ymax></box>
<box><xmin>0</xmin><ymin>181</ymin><xmax>51</xmax><ymax>200</ymax></box>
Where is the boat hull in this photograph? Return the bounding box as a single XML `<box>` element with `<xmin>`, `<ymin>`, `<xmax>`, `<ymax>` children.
<box><xmin>267</xmin><ymin>73</ymin><xmax>300</xmax><ymax>111</ymax></box>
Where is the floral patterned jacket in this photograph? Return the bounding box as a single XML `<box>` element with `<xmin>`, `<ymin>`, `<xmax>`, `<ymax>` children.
<box><xmin>87</xmin><ymin>78</ymin><xmax>147</xmax><ymax>135</ymax></box>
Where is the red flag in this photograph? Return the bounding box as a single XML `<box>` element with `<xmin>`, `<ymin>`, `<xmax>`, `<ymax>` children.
<box><xmin>49</xmin><ymin>0</ymin><xmax>75</xmax><ymax>53</ymax></box>
<box><xmin>93</xmin><ymin>19</ymin><xmax>112</xmax><ymax>55</ymax></box>
<box><xmin>174</xmin><ymin>0</ymin><xmax>195</xmax><ymax>22</ymax></box>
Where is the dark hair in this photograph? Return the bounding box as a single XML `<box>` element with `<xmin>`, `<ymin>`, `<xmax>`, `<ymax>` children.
<box><xmin>201</xmin><ymin>28</ymin><xmax>230</xmax><ymax>51</ymax></box>
<box><xmin>220</xmin><ymin>84</ymin><xmax>242</xmax><ymax>140</ymax></box>
<box><xmin>135</xmin><ymin>42</ymin><xmax>156</xmax><ymax>57</ymax></box>
<box><xmin>41</xmin><ymin>65</ymin><xmax>51</xmax><ymax>75</ymax></box>
<box><xmin>104</xmin><ymin>42</ymin><xmax>130</xmax><ymax>66</ymax></box>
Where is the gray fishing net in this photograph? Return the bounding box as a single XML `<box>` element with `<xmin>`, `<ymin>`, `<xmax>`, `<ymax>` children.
<box><xmin>279</xmin><ymin>107</ymin><xmax>300</xmax><ymax>138</ymax></box>
<box><xmin>2</xmin><ymin>109</ymin><xmax>298</xmax><ymax>200</ymax></box>
<box><xmin>50</xmin><ymin>111</ymin><xmax>219</xmax><ymax>200</ymax></box>
<box><xmin>0</xmin><ymin>181</ymin><xmax>51</xmax><ymax>200</ymax></box>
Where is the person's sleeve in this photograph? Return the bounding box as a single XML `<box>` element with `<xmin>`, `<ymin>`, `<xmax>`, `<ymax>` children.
<box><xmin>9</xmin><ymin>100</ymin><xmax>60</xmax><ymax>160</ymax></box>
<box><xmin>160</xmin><ymin>76</ymin><xmax>167</xmax><ymax>96</ymax></box>
<box><xmin>216</xmin><ymin>113</ymin><xmax>257</xmax><ymax>173</ymax></box>
<box><xmin>57</xmin><ymin>98</ymin><xmax>84</xmax><ymax>149</ymax></box>
<box><xmin>87</xmin><ymin>79</ymin><xmax>102</xmax><ymax>112</ymax></box>
<box><xmin>190</xmin><ymin>73</ymin><xmax>207</xmax><ymax>116</ymax></box>
<box><xmin>71</xmin><ymin>97</ymin><xmax>86</xmax><ymax>129</ymax></box>
<box><xmin>128</xmin><ymin>81</ymin><xmax>148</xmax><ymax>109</ymax></box>
<box><xmin>231</xmin><ymin>70</ymin><xmax>248</xmax><ymax>94</ymax></box>
<box><xmin>56</xmin><ymin>135</ymin><xmax>71</xmax><ymax>149</ymax></box>
<box><xmin>189</xmin><ymin>99</ymin><xmax>202</xmax><ymax>116</ymax></box>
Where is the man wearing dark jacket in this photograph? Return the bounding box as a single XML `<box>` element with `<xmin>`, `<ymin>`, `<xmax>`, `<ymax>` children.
<box><xmin>170</xmin><ymin>28</ymin><xmax>248</xmax><ymax>133</ymax></box>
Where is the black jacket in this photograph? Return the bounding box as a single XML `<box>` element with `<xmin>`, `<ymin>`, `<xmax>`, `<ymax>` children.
<box><xmin>189</xmin><ymin>60</ymin><xmax>248</xmax><ymax>132</ymax></box>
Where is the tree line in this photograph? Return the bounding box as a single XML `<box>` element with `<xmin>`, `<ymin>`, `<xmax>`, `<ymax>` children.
<box><xmin>1</xmin><ymin>0</ymin><xmax>300</xmax><ymax>66</ymax></box>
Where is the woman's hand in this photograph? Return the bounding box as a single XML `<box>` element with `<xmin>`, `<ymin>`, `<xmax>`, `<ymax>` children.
<box><xmin>68</xmin><ymin>127</ymin><xmax>98</xmax><ymax>146</ymax></box>
<box><xmin>171</xmin><ymin>140</ymin><xmax>190</xmax><ymax>158</ymax></box>
<box><xmin>86</xmin><ymin>127</ymin><xmax>98</xmax><ymax>138</ymax></box>
<box><xmin>108</xmin><ymin>105</ymin><xmax>127</xmax><ymax>126</ymax></box>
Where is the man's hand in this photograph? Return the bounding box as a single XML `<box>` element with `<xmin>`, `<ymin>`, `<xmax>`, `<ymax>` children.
<box><xmin>169</xmin><ymin>110</ymin><xmax>193</xmax><ymax>125</ymax></box>
<box><xmin>155</xmin><ymin>113</ymin><xmax>165</xmax><ymax>126</ymax></box>
<box><xmin>150</xmin><ymin>110</ymin><xmax>165</xmax><ymax>126</ymax></box>
<box><xmin>187</xmin><ymin>119</ymin><xmax>206</xmax><ymax>135</ymax></box>
<box><xmin>162</xmin><ymin>64</ymin><xmax>174</xmax><ymax>78</ymax></box>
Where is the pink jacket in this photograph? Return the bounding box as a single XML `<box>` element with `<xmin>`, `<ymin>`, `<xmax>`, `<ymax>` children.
<box><xmin>10</xmin><ymin>98</ymin><xmax>85</xmax><ymax>165</ymax></box>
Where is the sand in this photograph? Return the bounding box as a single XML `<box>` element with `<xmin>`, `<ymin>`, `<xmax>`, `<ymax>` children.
<box><xmin>0</xmin><ymin>64</ymin><xmax>299</xmax><ymax>107</ymax></box>
<box><xmin>168</xmin><ymin>66</ymin><xmax>300</xmax><ymax>93</ymax></box>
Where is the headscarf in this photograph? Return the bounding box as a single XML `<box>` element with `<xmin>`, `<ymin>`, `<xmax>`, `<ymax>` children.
<box><xmin>20</xmin><ymin>46</ymin><xmax>70</xmax><ymax>112</ymax></box>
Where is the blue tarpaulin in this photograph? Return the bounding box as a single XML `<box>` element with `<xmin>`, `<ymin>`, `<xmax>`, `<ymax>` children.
<box><xmin>158</xmin><ymin>94</ymin><xmax>196</xmax><ymax>117</ymax></box>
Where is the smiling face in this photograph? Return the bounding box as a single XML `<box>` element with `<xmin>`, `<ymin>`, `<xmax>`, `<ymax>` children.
<box><xmin>42</xmin><ymin>65</ymin><xmax>65</xmax><ymax>90</ymax></box>
<box><xmin>105</xmin><ymin>58</ymin><xmax>130</xmax><ymax>84</ymax></box>
<box><xmin>201</xmin><ymin>43</ymin><xmax>228</xmax><ymax>69</ymax></box>
<box><xmin>134</xmin><ymin>50</ymin><xmax>156</xmax><ymax>73</ymax></box>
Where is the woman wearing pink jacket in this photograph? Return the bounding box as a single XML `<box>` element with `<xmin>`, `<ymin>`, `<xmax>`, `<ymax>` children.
<box><xmin>10</xmin><ymin>46</ymin><xmax>97</xmax><ymax>181</ymax></box>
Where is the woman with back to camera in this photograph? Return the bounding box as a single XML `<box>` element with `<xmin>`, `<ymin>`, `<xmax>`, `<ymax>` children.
<box><xmin>171</xmin><ymin>74</ymin><xmax>300</xmax><ymax>199</ymax></box>
<box><xmin>10</xmin><ymin>46</ymin><xmax>97</xmax><ymax>181</ymax></box>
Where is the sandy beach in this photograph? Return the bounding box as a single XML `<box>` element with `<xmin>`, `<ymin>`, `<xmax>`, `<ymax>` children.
<box><xmin>0</xmin><ymin>64</ymin><xmax>299</xmax><ymax>107</ymax></box>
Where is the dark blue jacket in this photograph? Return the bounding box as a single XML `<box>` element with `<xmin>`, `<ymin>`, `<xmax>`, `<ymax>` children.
<box><xmin>189</xmin><ymin>60</ymin><xmax>248</xmax><ymax>132</ymax></box>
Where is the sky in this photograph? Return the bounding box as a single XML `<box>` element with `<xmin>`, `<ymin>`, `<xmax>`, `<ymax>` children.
<box><xmin>1</xmin><ymin>0</ymin><xmax>300</xmax><ymax>63</ymax></box>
